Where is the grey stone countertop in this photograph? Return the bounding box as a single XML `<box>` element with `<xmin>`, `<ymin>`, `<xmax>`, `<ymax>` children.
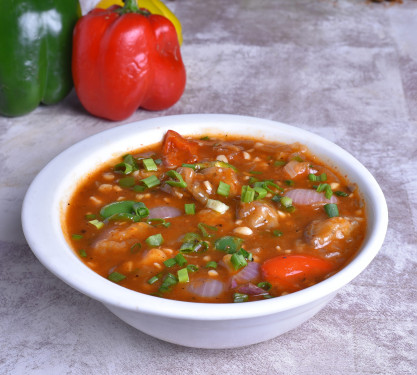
<box><xmin>1</xmin><ymin>0</ymin><xmax>416</xmax><ymax>374</ymax></box>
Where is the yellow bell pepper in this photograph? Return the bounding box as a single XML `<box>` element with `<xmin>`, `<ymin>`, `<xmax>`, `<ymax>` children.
<box><xmin>95</xmin><ymin>0</ymin><xmax>182</xmax><ymax>45</ymax></box>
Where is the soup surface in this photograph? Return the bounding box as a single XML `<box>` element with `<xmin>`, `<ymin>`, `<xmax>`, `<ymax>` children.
<box><xmin>65</xmin><ymin>130</ymin><xmax>366</xmax><ymax>303</ymax></box>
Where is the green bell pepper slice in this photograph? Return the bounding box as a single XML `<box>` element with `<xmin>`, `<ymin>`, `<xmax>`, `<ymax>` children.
<box><xmin>0</xmin><ymin>0</ymin><xmax>81</xmax><ymax>117</ymax></box>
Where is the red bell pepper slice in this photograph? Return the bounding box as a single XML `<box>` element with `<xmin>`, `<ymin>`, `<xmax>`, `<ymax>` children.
<box><xmin>162</xmin><ymin>130</ymin><xmax>200</xmax><ymax>167</ymax></box>
<box><xmin>261</xmin><ymin>254</ymin><xmax>334</xmax><ymax>291</ymax></box>
<box><xmin>72</xmin><ymin>1</ymin><xmax>186</xmax><ymax>121</ymax></box>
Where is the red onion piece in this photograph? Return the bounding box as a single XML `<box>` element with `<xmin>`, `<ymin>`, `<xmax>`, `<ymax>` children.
<box><xmin>148</xmin><ymin>206</ymin><xmax>182</xmax><ymax>219</ymax></box>
<box><xmin>237</xmin><ymin>282</ymin><xmax>268</xmax><ymax>295</ymax></box>
<box><xmin>230</xmin><ymin>262</ymin><xmax>260</xmax><ymax>288</ymax></box>
<box><xmin>285</xmin><ymin>189</ymin><xmax>338</xmax><ymax>206</ymax></box>
<box><xmin>187</xmin><ymin>279</ymin><xmax>225</xmax><ymax>298</ymax></box>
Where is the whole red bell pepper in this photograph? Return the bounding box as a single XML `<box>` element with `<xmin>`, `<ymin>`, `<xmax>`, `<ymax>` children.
<box><xmin>72</xmin><ymin>0</ymin><xmax>186</xmax><ymax>121</ymax></box>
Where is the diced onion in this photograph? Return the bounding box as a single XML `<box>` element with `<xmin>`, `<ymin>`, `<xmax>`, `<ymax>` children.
<box><xmin>187</xmin><ymin>279</ymin><xmax>225</xmax><ymax>297</ymax></box>
<box><xmin>230</xmin><ymin>262</ymin><xmax>260</xmax><ymax>288</ymax></box>
<box><xmin>148</xmin><ymin>206</ymin><xmax>182</xmax><ymax>219</ymax></box>
<box><xmin>285</xmin><ymin>189</ymin><xmax>338</xmax><ymax>205</ymax></box>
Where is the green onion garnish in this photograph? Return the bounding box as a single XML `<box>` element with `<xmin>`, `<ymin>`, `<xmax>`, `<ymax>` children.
<box><xmin>71</xmin><ymin>234</ymin><xmax>83</xmax><ymax>240</ymax></box>
<box><xmin>147</xmin><ymin>275</ymin><xmax>160</xmax><ymax>285</ymax></box>
<box><xmin>79</xmin><ymin>249</ymin><xmax>87</xmax><ymax>258</ymax></box>
<box><xmin>165</xmin><ymin>170</ymin><xmax>187</xmax><ymax>188</ymax></box>
<box><xmin>308</xmin><ymin>174</ymin><xmax>320</xmax><ymax>182</ymax></box>
<box><xmin>119</xmin><ymin>176</ymin><xmax>135</xmax><ymax>187</ymax></box>
<box><xmin>181</xmin><ymin>163</ymin><xmax>197</xmax><ymax>170</ymax></box>
<box><xmin>108</xmin><ymin>272</ymin><xmax>126</xmax><ymax>283</ymax></box>
<box><xmin>215</xmin><ymin>236</ymin><xmax>243</xmax><ymax>253</ymax></box>
<box><xmin>184</xmin><ymin>203</ymin><xmax>195</xmax><ymax>215</ymax></box>
<box><xmin>285</xmin><ymin>180</ymin><xmax>295</xmax><ymax>186</ymax></box>
<box><xmin>159</xmin><ymin>273</ymin><xmax>178</xmax><ymax>292</ymax></box>
<box><xmin>163</xmin><ymin>258</ymin><xmax>177</xmax><ymax>268</ymax></box>
<box><xmin>145</xmin><ymin>233</ymin><xmax>164</xmax><ymax>246</ymax></box>
<box><xmin>174</xmin><ymin>253</ymin><xmax>187</xmax><ymax>267</ymax></box>
<box><xmin>274</xmin><ymin>160</ymin><xmax>286</xmax><ymax>167</ymax></box>
<box><xmin>217</xmin><ymin>181</ymin><xmax>231</xmax><ymax>197</ymax></box>
<box><xmin>272</xmin><ymin>229</ymin><xmax>283</xmax><ymax>237</ymax></box>
<box><xmin>133</xmin><ymin>185</ymin><xmax>146</xmax><ymax>192</ymax></box>
<box><xmin>177</xmin><ymin>268</ymin><xmax>189</xmax><ymax>283</ymax></box>
<box><xmin>205</xmin><ymin>261</ymin><xmax>218</xmax><ymax>269</ymax></box>
<box><xmin>200</xmin><ymin>136</ymin><xmax>210</xmax><ymax>140</ymax></box>
<box><xmin>241</xmin><ymin>185</ymin><xmax>255</xmax><ymax>203</ymax></box>
<box><xmin>233</xmin><ymin>293</ymin><xmax>249</xmax><ymax>303</ymax></box>
<box><xmin>335</xmin><ymin>190</ymin><xmax>349</xmax><ymax>197</ymax></box>
<box><xmin>206</xmin><ymin>199</ymin><xmax>229</xmax><ymax>214</ymax></box>
<box><xmin>324</xmin><ymin>203</ymin><xmax>339</xmax><ymax>217</ymax></box>
<box><xmin>257</xmin><ymin>281</ymin><xmax>272</xmax><ymax>291</ymax></box>
<box><xmin>231</xmin><ymin>253</ymin><xmax>247</xmax><ymax>270</ymax></box>
<box><xmin>132</xmin><ymin>202</ymin><xmax>149</xmax><ymax>218</ymax></box>
<box><xmin>197</xmin><ymin>223</ymin><xmax>218</xmax><ymax>238</ymax></box>
<box><xmin>141</xmin><ymin>175</ymin><xmax>160</xmax><ymax>188</ymax></box>
<box><xmin>237</xmin><ymin>248</ymin><xmax>253</xmax><ymax>261</ymax></box>
<box><xmin>114</xmin><ymin>154</ymin><xmax>138</xmax><ymax>175</ymax></box>
<box><xmin>187</xmin><ymin>264</ymin><xmax>199</xmax><ymax>272</ymax></box>
<box><xmin>249</xmin><ymin>170</ymin><xmax>263</xmax><ymax>175</ymax></box>
<box><xmin>253</xmin><ymin>187</ymin><xmax>267</xmax><ymax>200</ymax></box>
<box><xmin>130</xmin><ymin>243</ymin><xmax>142</xmax><ymax>254</ymax></box>
<box><xmin>143</xmin><ymin>158</ymin><xmax>158</xmax><ymax>172</ymax></box>
<box><xmin>292</xmin><ymin>155</ymin><xmax>304</xmax><ymax>162</ymax></box>
<box><xmin>280</xmin><ymin>196</ymin><xmax>293</xmax><ymax>208</ymax></box>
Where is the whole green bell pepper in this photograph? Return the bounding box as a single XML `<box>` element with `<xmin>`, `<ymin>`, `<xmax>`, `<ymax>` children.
<box><xmin>0</xmin><ymin>0</ymin><xmax>80</xmax><ymax>117</ymax></box>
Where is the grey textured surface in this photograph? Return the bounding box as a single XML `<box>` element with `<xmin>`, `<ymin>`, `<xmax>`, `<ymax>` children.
<box><xmin>1</xmin><ymin>0</ymin><xmax>416</xmax><ymax>374</ymax></box>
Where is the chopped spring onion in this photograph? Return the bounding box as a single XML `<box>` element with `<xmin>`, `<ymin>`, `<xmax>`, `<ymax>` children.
<box><xmin>182</xmin><ymin>232</ymin><xmax>201</xmax><ymax>242</ymax></box>
<box><xmin>145</xmin><ymin>233</ymin><xmax>164</xmax><ymax>246</ymax></box>
<box><xmin>175</xmin><ymin>253</ymin><xmax>187</xmax><ymax>267</ymax></box>
<box><xmin>215</xmin><ymin>236</ymin><xmax>243</xmax><ymax>254</ymax></box>
<box><xmin>335</xmin><ymin>190</ymin><xmax>349</xmax><ymax>197</ymax></box>
<box><xmin>253</xmin><ymin>186</ymin><xmax>267</xmax><ymax>200</ymax></box>
<box><xmin>285</xmin><ymin>179</ymin><xmax>295</xmax><ymax>186</ymax></box>
<box><xmin>159</xmin><ymin>273</ymin><xmax>178</xmax><ymax>292</ymax></box>
<box><xmin>147</xmin><ymin>218</ymin><xmax>171</xmax><ymax>228</ymax></box>
<box><xmin>79</xmin><ymin>249</ymin><xmax>87</xmax><ymax>258</ymax></box>
<box><xmin>133</xmin><ymin>185</ymin><xmax>146</xmax><ymax>192</ymax></box>
<box><xmin>316</xmin><ymin>183</ymin><xmax>333</xmax><ymax>200</ymax></box>
<box><xmin>231</xmin><ymin>253</ymin><xmax>248</xmax><ymax>270</ymax></box>
<box><xmin>272</xmin><ymin>194</ymin><xmax>282</xmax><ymax>203</ymax></box>
<box><xmin>177</xmin><ymin>268</ymin><xmax>189</xmax><ymax>283</ymax></box>
<box><xmin>217</xmin><ymin>181</ymin><xmax>231</xmax><ymax>197</ymax></box>
<box><xmin>254</xmin><ymin>180</ymin><xmax>284</xmax><ymax>193</ymax></box>
<box><xmin>184</xmin><ymin>203</ymin><xmax>195</xmax><ymax>215</ymax></box>
<box><xmin>165</xmin><ymin>170</ymin><xmax>187</xmax><ymax>188</ymax></box>
<box><xmin>130</xmin><ymin>243</ymin><xmax>142</xmax><ymax>254</ymax></box>
<box><xmin>280</xmin><ymin>196</ymin><xmax>293</xmax><ymax>208</ymax></box>
<box><xmin>233</xmin><ymin>293</ymin><xmax>249</xmax><ymax>303</ymax></box>
<box><xmin>163</xmin><ymin>258</ymin><xmax>177</xmax><ymax>268</ymax></box>
<box><xmin>143</xmin><ymin>158</ymin><xmax>158</xmax><ymax>172</ymax></box>
<box><xmin>272</xmin><ymin>229</ymin><xmax>283</xmax><ymax>237</ymax></box>
<box><xmin>206</xmin><ymin>199</ymin><xmax>229</xmax><ymax>214</ymax></box>
<box><xmin>257</xmin><ymin>281</ymin><xmax>272</xmax><ymax>291</ymax></box>
<box><xmin>179</xmin><ymin>242</ymin><xmax>197</xmax><ymax>253</ymax></box>
<box><xmin>147</xmin><ymin>275</ymin><xmax>160</xmax><ymax>285</ymax></box>
<box><xmin>187</xmin><ymin>264</ymin><xmax>199</xmax><ymax>272</ymax></box>
<box><xmin>237</xmin><ymin>248</ymin><xmax>253</xmax><ymax>261</ymax></box>
<box><xmin>308</xmin><ymin>174</ymin><xmax>320</xmax><ymax>182</ymax></box>
<box><xmin>89</xmin><ymin>219</ymin><xmax>104</xmax><ymax>229</ymax></box>
<box><xmin>292</xmin><ymin>155</ymin><xmax>304</xmax><ymax>162</ymax></box>
<box><xmin>241</xmin><ymin>185</ymin><xmax>255</xmax><ymax>203</ymax></box>
<box><xmin>141</xmin><ymin>175</ymin><xmax>160</xmax><ymax>188</ymax></box>
<box><xmin>249</xmin><ymin>170</ymin><xmax>263</xmax><ymax>175</ymax></box>
<box><xmin>108</xmin><ymin>272</ymin><xmax>126</xmax><ymax>283</ymax></box>
<box><xmin>119</xmin><ymin>176</ymin><xmax>135</xmax><ymax>187</ymax></box>
<box><xmin>114</xmin><ymin>154</ymin><xmax>138</xmax><ymax>175</ymax></box>
<box><xmin>205</xmin><ymin>261</ymin><xmax>218</xmax><ymax>269</ymax></box>
<box><xmin>71</xmin><ymin>234</ymin><xmax>83</xmax><ymax>240</ymax></box>
<box><xmin>132</xmin><ymin>202</ymin><xmax>149</xmax><ymax>218</ymax></box>
<box><xmin>198</xmin><ymin>223</ymin><xmax>218</xmax><ymax>237</ymax></box>
<box><xmin>182</xmin><ymin>163</ymin><xmax>197</xmax><ymax>170</ymax></box>
<box><xmin>274</xmin><ymin>160</ymin><xmax>286</xmax><ymax>167</ymax></box>
<box><xmin>324</xmin><ymin>203</ymin><xmax>339</xmax><ymax>218</ymax></box>
<box><xmin>100</xmin><ymin>200</ymin><xmax>136</xmax><ymax>219</ymax></box>
<box><xmin>214</xmin><ymin>160</ymin><xmax>238</xmax><ymax>171</ymax></box>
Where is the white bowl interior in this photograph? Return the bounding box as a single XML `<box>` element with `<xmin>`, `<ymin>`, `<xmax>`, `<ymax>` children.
<box><xmin>22</xmin><ymin>114</ymin><xmax>388</xmax><ymax>321</ymax></box>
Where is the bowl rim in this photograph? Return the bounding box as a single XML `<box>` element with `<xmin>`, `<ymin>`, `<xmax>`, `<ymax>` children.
<box><xmin>21</xmin><ymin>114</ymin><xmax>388</xmax><ymax>321</ymax></box>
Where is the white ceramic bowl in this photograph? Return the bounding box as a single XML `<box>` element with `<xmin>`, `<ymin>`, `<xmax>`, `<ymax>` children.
<box><xmin>22</xmin><ymin>114</ymin><xmax>388</xmax><ymax>349</ymax></box>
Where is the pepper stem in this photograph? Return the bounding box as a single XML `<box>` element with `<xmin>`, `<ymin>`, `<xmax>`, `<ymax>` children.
<box><xmin>119</xmin><ymin>0</ymin><xmax>150</xmax><ymax>15</ymax></box>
